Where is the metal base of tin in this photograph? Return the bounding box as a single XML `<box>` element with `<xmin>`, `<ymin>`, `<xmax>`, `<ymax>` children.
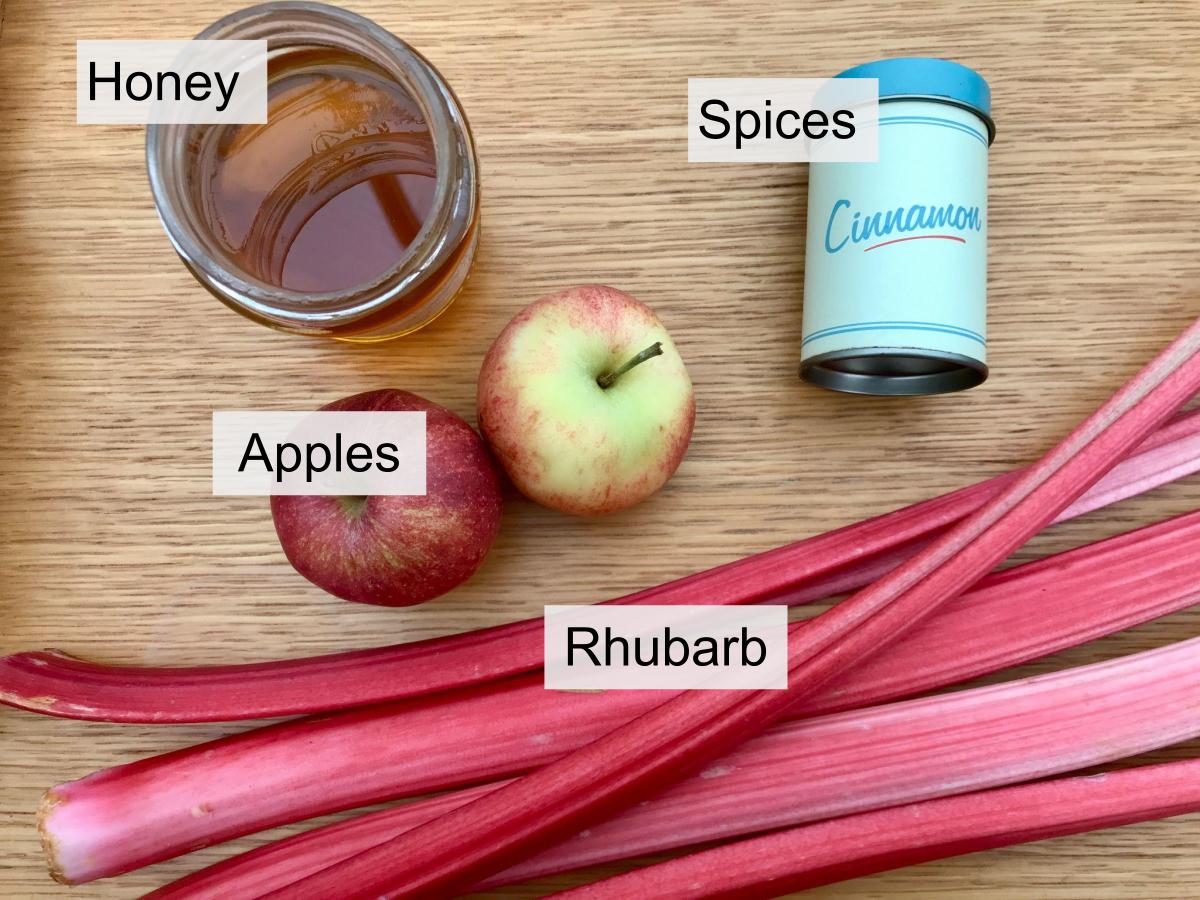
<box><xmin>800</xmin><ymin>348</ymin><xmax>988</xmax><ymax>396</ymax></box>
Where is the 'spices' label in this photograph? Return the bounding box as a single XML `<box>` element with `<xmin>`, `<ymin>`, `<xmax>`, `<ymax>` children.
<box><xmin>688</xmin><ymin>78</ymin><xmax>878</xmax><ymax>163</ymax></box>
<box><xmin>77</xmin><ymin>40</ymin><xmax>267</xmax><ymax>124</ymax></box>
<box><xmin>212</xmin><ymin>411</ymin><xmax>427</xmax><ymax>496</ymax></box>
<box><xmin>543</xmin><ymin>605</ymin><xmax>788</xmax><ymax>691</ymax></box>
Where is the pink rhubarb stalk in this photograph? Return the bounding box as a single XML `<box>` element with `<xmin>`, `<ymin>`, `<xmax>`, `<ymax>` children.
<box><xmin>39</xmin><ymin>508</ymin><xmax>1200</xmax><ymax>885</ymax></box>
<box><xmin>148</xmin><ymin>635</ymin><xmax>1200</xmax><ymax>898</ymax></box>
<box><xmin>5</xmin><ymin>410</ymin><xmax>1200</xmax><ymax>724</ymax></box>
<box><xmin>551</xmin><ymin>758</ymin><xmax>1200</xmax><ymax>900</ymax></box>
<box><xmin>269</xmin><ymin>317</ymin><xmax>1200</xmax><ymax>898</ymax></box>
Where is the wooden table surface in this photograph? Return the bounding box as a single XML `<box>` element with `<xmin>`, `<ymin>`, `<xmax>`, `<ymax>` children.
<box><xmin>3</xmin><ymin>0</ymin><xmax>1200</xmax><ymax>897</ymax></box>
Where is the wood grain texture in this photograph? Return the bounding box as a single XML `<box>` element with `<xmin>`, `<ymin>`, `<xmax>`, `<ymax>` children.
<box><xmin>2</xmin><ymin>0</ymin><xmax>1200</xmax><ymax>897</ymax></box>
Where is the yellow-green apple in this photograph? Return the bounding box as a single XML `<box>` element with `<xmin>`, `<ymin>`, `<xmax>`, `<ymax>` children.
<box><xmin>271</xmin><ymin>389</ymin><xmax>503</xmax><ymax>606</ymax></box>
<box><xmin>477</xmin><ymin>285</ymin><xmax>694</xmax><ymax>516</ymax></box>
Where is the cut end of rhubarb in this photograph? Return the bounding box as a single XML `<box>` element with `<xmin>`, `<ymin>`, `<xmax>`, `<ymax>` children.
<box><xmin>38</xmin><ymin>790</ymin><xmax>71</xmax><ymax>885</ymax></box>
<box><xmin>0</xmin><ymin>650</ymin><xmax>85</xmax><ymax>715</ymax></box>
<box><xmin>0</xmin><ymin>690</ymin><xmax>61</xmax><ymax>713</ymax></box>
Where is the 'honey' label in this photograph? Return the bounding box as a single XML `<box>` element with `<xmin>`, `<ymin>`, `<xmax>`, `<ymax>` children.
<box><xmin>77</xmin><ymin>40</ymin><xmax>267</xmax><ymax>124</ymax></box>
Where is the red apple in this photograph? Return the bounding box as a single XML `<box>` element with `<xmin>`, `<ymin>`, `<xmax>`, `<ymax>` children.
<box><xmin>478</xmin><ymin>285</ymin><xmax>695</xmax><ymax>516</ymax></box>
<box><xmin>271</xmin><ymin>389</ymin><xmax>502</xmax><ymax>606</ymax></box>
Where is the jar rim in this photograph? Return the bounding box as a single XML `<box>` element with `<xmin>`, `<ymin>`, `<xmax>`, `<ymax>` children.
<box><xmin>146</xmin><ymin>1</ymin><xmax>478</xmax><ymax>329</ymax></box>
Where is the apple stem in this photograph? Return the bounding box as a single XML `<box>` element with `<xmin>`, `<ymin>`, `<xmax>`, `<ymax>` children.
<box><xmin>597</xmin><ymin>342</ymin><xmax>664</xmax><ymax>389</ymax></box>
<box><xmin>338</xmin><ymin>496</ymin><xmax>369</xmax><ymax>519</ymax></box>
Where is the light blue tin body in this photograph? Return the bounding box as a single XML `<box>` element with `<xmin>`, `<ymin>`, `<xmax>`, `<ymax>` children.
<box><xmin>801</xmin><ymin>59</ymin><xmax>995</xmax><ymax>396</ymax></box>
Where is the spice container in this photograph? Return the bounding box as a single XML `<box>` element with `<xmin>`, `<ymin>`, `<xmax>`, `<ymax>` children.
<box><xmin>147</xmin><ymin>2</ymin><xmax>478</xmax><ymax>341</ymax></box>
<box><xmin>801</xmin><ymin>58</ymin><xmax>994</xmax><ymax>395</ymax></box>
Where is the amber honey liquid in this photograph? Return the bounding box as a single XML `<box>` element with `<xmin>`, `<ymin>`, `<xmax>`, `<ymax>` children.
<box><xmin>196</xmin><ymin>48</ymin><xmax>439</xmax><ymax>296</ymax></box>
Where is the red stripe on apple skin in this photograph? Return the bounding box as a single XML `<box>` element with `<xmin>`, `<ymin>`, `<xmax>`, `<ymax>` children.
<box><xmin>563</xmin><ymin>283</ymin><xmax>660</xmax><ymax>335</ymax></box>
<box><xmin>271</xmin><ymin>389</ymin><xmax>503</xmax><ymax>608</ymax></box>
<box><xmin>478</xmin><ymin>285</ymin><xmax>696</xmax><ymax>517</ymax></box>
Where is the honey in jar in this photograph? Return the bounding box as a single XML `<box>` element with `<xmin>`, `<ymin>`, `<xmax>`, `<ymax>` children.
<box><xmin>202</xmin><ymin>47</ymin><xmax>438</xmax><ymax>294</ymax></box>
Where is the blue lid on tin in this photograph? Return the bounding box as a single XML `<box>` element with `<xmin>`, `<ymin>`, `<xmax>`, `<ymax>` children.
<box><xmin>836</xmin><ymin>57</ymin><xmax>994</xmax><ymax>143</ymax></box>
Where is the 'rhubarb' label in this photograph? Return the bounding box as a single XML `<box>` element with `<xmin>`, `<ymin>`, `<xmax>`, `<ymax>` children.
<box><xmin>543</xmin><ymin>605</ymin><xmax>788</xmax><ymax>691</ymax></box>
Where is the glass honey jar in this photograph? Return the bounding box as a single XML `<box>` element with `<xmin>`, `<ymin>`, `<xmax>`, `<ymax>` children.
<box><xmin>147</xmin><ymin>2</ymin><xmax>479</xmax><ymax>341</ymax></box>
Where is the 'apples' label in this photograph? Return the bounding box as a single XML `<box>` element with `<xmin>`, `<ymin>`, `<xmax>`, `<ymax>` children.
<box><xmin>543</xmin><ymin>605</ymin><xmax>788</xmax><ymax>691</ymax></box>
<box><xmin>212</xmin><ymin>411</ymin><xmax>426</xmax><ymax>496</ymax></box>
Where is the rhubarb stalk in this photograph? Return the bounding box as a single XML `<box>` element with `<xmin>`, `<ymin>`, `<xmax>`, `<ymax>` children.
<box><xmin>5</xmin><ymin>409</ymin><xmax>1200</xmax><ymax>724</ymax></box>
<box><xmin>269</xmin><ymin>317</ymin><xmax>1200</xmax><ymax>898</ymax></box>
<box><xmin>551</xmin><ymin>758</ymin><xmax>1200</xmax><ymax>899</ymax></box>
<box><xmin>40</xmin><ymin>509</ymin><xmax>1200</xmax><ymax>885</ymax></box>
<box><xmin>148</xmin><ymin>636</ymin><xmax>1200</xmax><ymax>898</ymax></box>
